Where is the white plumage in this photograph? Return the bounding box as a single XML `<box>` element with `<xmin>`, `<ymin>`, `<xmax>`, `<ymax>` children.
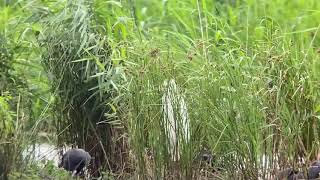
<box><xmin>162</xmin><ymin>79</ymin><xmax>190</xmax><ymax>161</ymax></box>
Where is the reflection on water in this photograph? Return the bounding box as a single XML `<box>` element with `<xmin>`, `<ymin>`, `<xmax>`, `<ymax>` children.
<box><xmin>23</xmin><ymin>143</ymin><xmax>71</xmax><ymax>166</ymax></box>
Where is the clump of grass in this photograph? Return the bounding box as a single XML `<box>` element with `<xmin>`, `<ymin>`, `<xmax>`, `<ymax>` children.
<box><xmin>117</xmin><ymin>0</ymin><xmax>320</xmax><ymax>179</ymax></box>
<box><xmin>39</xmin><ymin>0</ymin><xmax>128</xmax><ymax>177</ymax></box>
<box><xmin>9</xmin><ymin>160</ymin><xmax>71</xmax><ymax>180</ymax></box>
<box><xmin>0</xmin><ymin>32</ymin><xmax>32</xmax><ymax>179</ymax></box>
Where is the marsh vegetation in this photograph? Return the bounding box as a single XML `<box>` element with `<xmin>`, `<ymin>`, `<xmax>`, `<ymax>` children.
<box><xmin>0</xmin><ymin>0</ymin><xmax>320</xmax><ymax>179</ymax></box>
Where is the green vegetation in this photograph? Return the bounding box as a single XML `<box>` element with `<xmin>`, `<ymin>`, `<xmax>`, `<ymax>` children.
<box><xmin>0</xmin><ymin>0</ymin><xmax>320</xmax><ymax>179</ymax></box>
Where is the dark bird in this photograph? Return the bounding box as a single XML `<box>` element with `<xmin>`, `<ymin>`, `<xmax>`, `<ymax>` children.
<box><xmin>275</xmin><ymin>162</ymin><xmax>320</xmax><ymax>180</ymax></box>
<box><xmin>275</xmin><ymin>168</ymin><xmax>304</xmax><ymax>180</ymax></box>
<box><xmin>310</xmin><ymin>160</ymin><xmax>320</xmax><ymax>167</ymax></box>
<box><xmin>200</xmin><ymin>152</ymin><xmax>214</xmax><ymax>167</ymax></box>
<box><xmin>307</xmin><ymin>163</ymin><xmax>320</xmax><ymax>179</ymax></box>
<box><xmin>58</xmin><ymin>148</ymin><xmax>91</xmax><ymax>175</ymax></box>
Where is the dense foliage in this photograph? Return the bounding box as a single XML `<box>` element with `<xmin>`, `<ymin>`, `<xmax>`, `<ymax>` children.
<box><xmin>0</xmin><ymin>0</ymin><xmax>320</xmax><ymax>179</ymax></box>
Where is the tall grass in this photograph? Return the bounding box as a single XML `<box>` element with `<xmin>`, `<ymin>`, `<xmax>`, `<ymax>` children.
<box><xmin>0</xmin><ymin>1</ymin><xmax>53</xmax><ymax>177</ymax></box>
<box><xmin>1</xmin><ymin>0</ymin><xmax>320</xmax><ymax>179</ymax></box>
<box><xmin>113</xmin><ymin>0</ymin><xmax>320</xmax><ymax>179</ymax></box>
<box><xmin>38</xmin><ymin>0</ymin><xmax>129</xmax><ymax>177</ymax></box>
<box><xmin>0</xmin><ymin>32</ymin><xmax>33</xmax><ymax>180</ymax></box>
